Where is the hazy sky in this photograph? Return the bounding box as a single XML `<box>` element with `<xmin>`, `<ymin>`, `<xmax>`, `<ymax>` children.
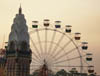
<box><xmin>0</xmin><ymin>0</ymin><xmax>100</xmax><ymax>74</ymax></box>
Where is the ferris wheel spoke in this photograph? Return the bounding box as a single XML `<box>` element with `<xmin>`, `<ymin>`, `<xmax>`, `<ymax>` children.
<box><xmin>45</xmin><ymin>28</ymin><xmax>48</xmax><ymax>56</ymax></box>
<box><xmin>31</xmin><ymin>51</ymin><xmax>41</xmax><ymax>63</ymax></box>
<box><xmin>36</xmin><ymin>29</ymin><xmax>44</xmax><ymax>58</ymax></box>
<box><xmin>50</xmin><ymin>33</ymin><xmax>65</xmax><ymax>58</ymax></box>
<box><xmin>30</xmin><ymin>67</ymin><xmax>39</xmax><ymax>71</ymax></box>
<box><xmin>31</xmin><ymin>58</ymin><xmax>40</xmax><ymax>64</ymax></box>
<box><xmin>31</xmin><ymin>57</ymin><xmax>42</xmax><ymax>64</ymax></box>
<box><xmin>30</xmin><ymin>38</ymin><xmax>41</xmax><ymax>61</ymax></box>
<box><xmin>46</xmin><ymin>30</ymin><xmax>57</xmax><ymax>62</ymax></box>
<box><xmin>46</xmin><ymin>40</ymin><xmax>71</xmax><ymax>64</ymax></box>
<box><xmin>53</xmin><ymin>54</ymin><xmax>86</xmax><ymax>64</ymax></box>
<box><xmin>46</xmin><ymin>41</ymin><xmax>66</xmax><ymax>64</ymax></box>
<box><xmin>54</xmin><ymin>45</ymin><xmax>81</xmax><ymax>62</ymax></box>
<box><xmin>31</xmin><ymin>64</ymin><xmax>42</xmax><ymax>67</ymax></box>
<box><xmin>31</xmin><ymin>62</ymin><xmax>40</xmax><ymax>65</ymax></box>
<box><xmin>52</xmin><ymin>40</ymin><xmax>72</xmax><ymax>59</ymax></box>
<box><xmin>47</xmin><ymin>30</ymin><xmax>56</xmax><ymax>56</ymax></box>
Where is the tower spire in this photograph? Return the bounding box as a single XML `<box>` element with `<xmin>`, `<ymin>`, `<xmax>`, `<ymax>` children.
<box><xmin>19</xmin><ymin>4</ymin><xmax>22</xmax><ymax>14</ymax></box>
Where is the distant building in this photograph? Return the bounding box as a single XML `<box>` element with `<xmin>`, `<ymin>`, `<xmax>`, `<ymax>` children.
<box><xmin>0</xmin><ymin>49</ymin><xmax>6</xmax><ymax>76</ymax></box>
<box><xmin>5</xmin><ymin>6</ymin><xmax>32</xmax><ymax>76</ymax></box>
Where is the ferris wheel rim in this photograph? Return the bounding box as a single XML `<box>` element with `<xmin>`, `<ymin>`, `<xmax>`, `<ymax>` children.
<box><xmin>29</xmin><ymin>27</ymin><xmax>89</xmax><ymax>73</ymax></box>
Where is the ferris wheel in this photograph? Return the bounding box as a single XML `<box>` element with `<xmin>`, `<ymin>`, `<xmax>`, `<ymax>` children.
<box><xmin>29</xmin><ymin>19</ymin><xmax>94</xmax><ymax>74</ymax></box>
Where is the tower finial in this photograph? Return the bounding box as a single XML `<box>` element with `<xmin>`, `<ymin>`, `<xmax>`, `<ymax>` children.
<box><xmin>19</xmin><ymin>4</ymin><xmax>22</xmax><ymax>14</ymax></box>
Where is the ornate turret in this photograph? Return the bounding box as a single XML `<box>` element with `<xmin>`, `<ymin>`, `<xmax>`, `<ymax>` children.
<box><xmin>8</xmin><ymin>5</ymin><xmax>29</xmax><ymax>51</ymax></box>
<box><xmin>5</xmin><ymin>6</ymin><xmax>32</xmax><ymax>76</ymax></box>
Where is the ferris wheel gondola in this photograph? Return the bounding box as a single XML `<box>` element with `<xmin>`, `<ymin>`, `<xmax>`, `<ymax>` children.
<box><xmin>55</xmin><ymin>21</ymin><xmax>61</xmax><ymax>28</ymax></box>
<box><xmin>82</xmin><ymin>42</ymin><xmax>88</xmax><ymax>50</ymax></box>
<box><xmin>65</xmin><ymin>25</ymin><xmax>72</xmax><ymax>33</ymax></box>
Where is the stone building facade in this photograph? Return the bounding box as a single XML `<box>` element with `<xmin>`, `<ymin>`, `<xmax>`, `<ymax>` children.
<box><xmin>5</xmin><ymin>6</ymin><xmax>32</xmax><ymax>76</ymax></box>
